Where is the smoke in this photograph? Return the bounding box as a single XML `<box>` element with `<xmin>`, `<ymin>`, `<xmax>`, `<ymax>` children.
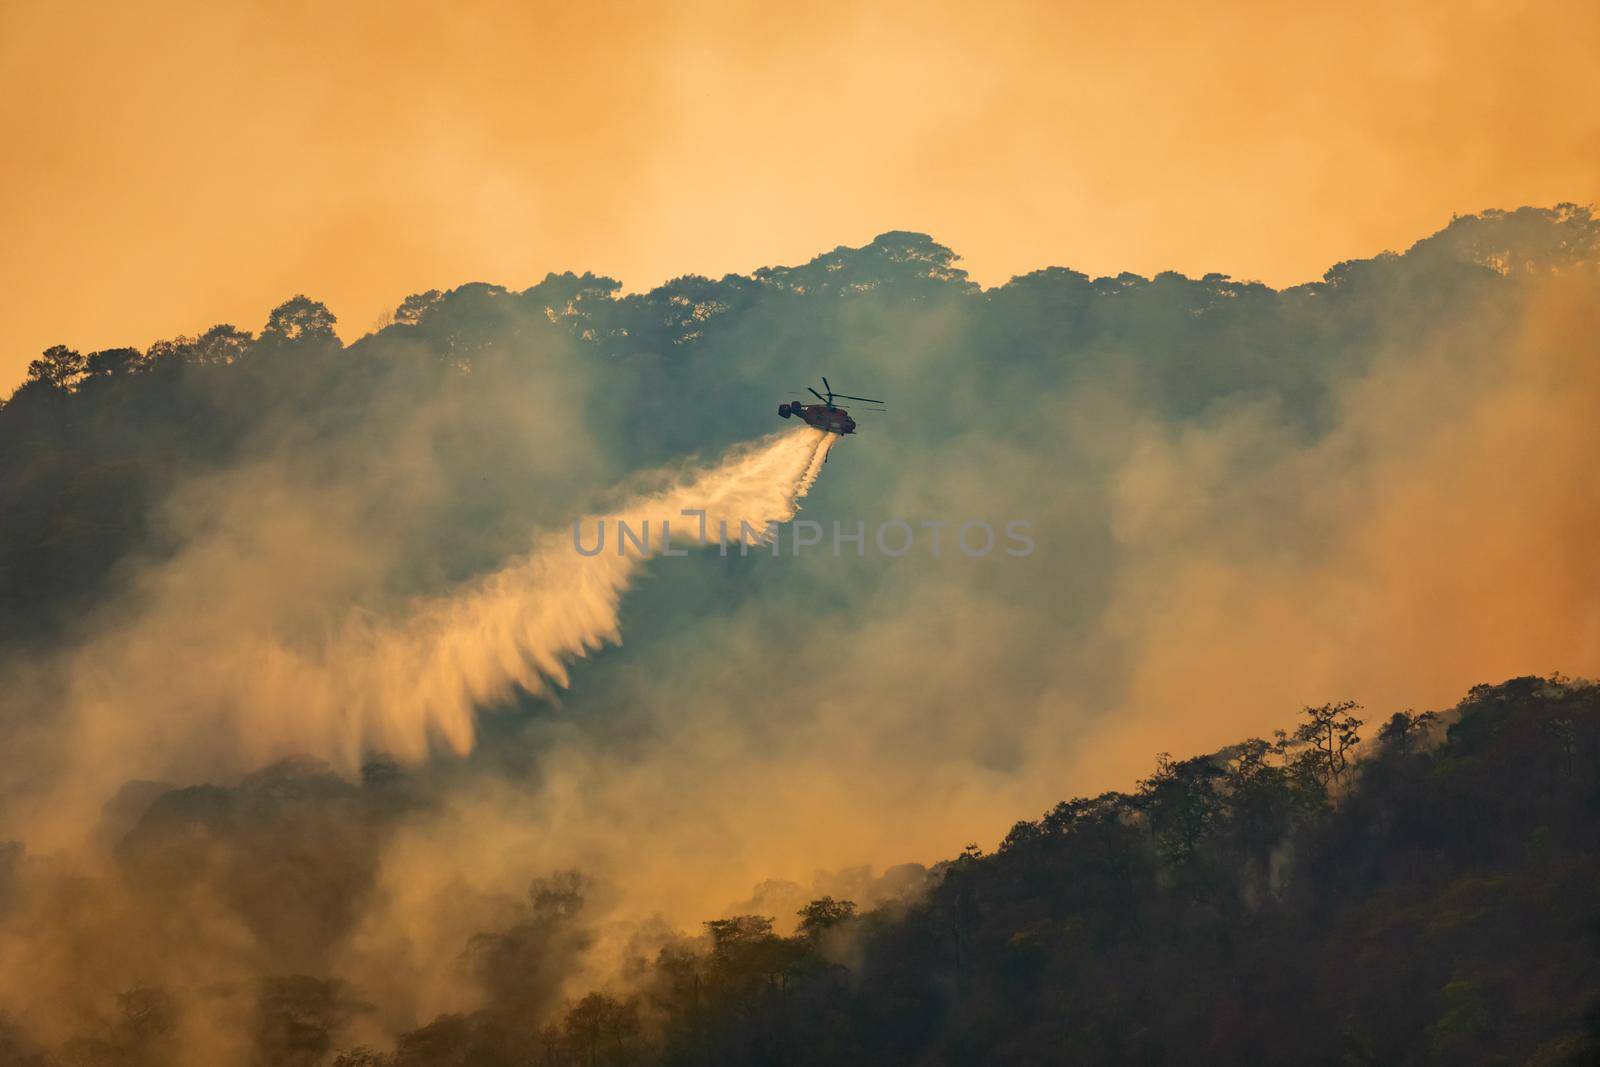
<box><xmin>1063</xmin><ymin>272</ymin><xmax>1600</xmax><ymax>790</ymax></box>
<box><xmin>20</xmin><ymin>427</ymin><xmax>835</xmax><ymax>845</ymax></box>
<box><xmin>385</xmin><ymin>266</ymin><xmax>1600</xmax><ymax>963</ymax></box>
<box><xmin>0</xmin><ymin>425</ymin><xmax>839</xmax><ymax>1053</ymax></box>
<box><xmin>2</xmin><ymin>221</ymin><xmax>1597</xmax><ymax>1059</ymax></box>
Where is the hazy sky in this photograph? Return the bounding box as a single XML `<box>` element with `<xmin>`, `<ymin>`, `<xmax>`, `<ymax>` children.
<box><xmin>2</xmin><ymin>0</ymin><xmax>1597</xmax><ymax>390</ymax></box>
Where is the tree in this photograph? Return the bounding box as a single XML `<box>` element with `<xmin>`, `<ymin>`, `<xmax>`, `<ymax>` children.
<box><xmin>1293</xmin><ymin>701</ymin><xmax>1365</xmax><ymax>789</ymax></box>
<box><xmin>562</xmin><ymin>993</ymin><xmax>640</xmax><ymax>1067</ymax></box>
<box><xmin>262</xmin><ymin>295</ymin><xmax>339</xmax><ymax>345</ymax></box>
<box><xmin>146</xmin><ymin>323</ymin><xmax>254</xmax><ymax>366</ymax></box>
<box><xmin>1224</xmin><ymin>737</ymin><xmax>1294</xmax><ymax>862</ymax></box>
<box><xmin>796</xmin><ymin>897</ymin><xmax>857</xmax><ymax>938</ymax></box>
<box><xmin>1138</xmin><ymin>752</ymin><xmax>1226</xmax><ymax>868</ymax></box>
<box><xmin>704</xmin><ymin>915</ymin><xmax>787</xmax><ymax>994</ymax></box>
<box><xmin>393</xmin><ymin>290</ymin><xmax>444</xmax><ymax>327</ymax></box>
<box><xmin>1376</xmin><ymin>709</ymin><xmax>1439</xmax><ymax>754</ymax></box>
<box><xmin>255</xmin><ymin>976</ymin><xmax>366</xmax><ymax>1067</ymax></box>
<box><xmin>24</xmin><ymin>344</ymin><xmax>85</xmax><ymax>390</ymax></box>
<box><xmin>706</xmin><ymin>915</ymin><xmax>774</xmax><ymax>951</ymax></box>
<box><xmin>393</xmin><ymin>1014</ymin><xmax>474</xmax><ymax>1067</ymax></box>
<box><xmin>83</xmin><ymin>347</ymin><xmax>147</xmax><ymax>377</ymax></box>
<box><xmin>468</xmin><ymin>871</ymin><xmax>593</xmax><ymax>1020</ymax></box>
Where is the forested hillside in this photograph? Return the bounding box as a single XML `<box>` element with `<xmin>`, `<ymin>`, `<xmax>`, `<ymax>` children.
<box><xmin>1</xmin><ymin>206</ymin><xmax>1598</xmax><ymax>1065</ymax></box>
<box><xmin>4</xmin><ymin>205</ymin><xmax>1593</xmax><ymax>647</ymax></box>
<box><xmin>323</xmin><ymin>677</ymin><xmax>1600</xmax><ymax>1066</ymax></box>
<box><xmin>5</xmin><ymin>678</ymin><xmax>1594</xmax><ymax>1065</ymax></box>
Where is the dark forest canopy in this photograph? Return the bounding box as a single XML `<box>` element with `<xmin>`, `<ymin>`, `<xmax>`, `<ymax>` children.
<box><xmin>1</xmin><ymin>204</ymin><xmax>1595</xmax><ymax>647</ymax></box>
<box><xmin>2</xmin><ymin>677</ymin><xmax>1595</xmax><ymax>1065</ymax></box>
<box><xmin>318</xmin><ymin>676</ymin><xmax>1595</xmax><ymax>1067</ymax></box>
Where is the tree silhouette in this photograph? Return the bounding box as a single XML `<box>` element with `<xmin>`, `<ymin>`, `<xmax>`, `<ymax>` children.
<box><xmin>83</xmin><ymin>346</ymin><xmax>147</xmax><ymax>378</ymax></box>
<box><xmin>1293</xmin><ymin>700</ymin><xmax>1365</xmax><ymax>789</ymax></box>
<box><xmin>796</xmin><ymin>896</ymin><xmax>857</xmax><ymax>938</ymax></box>
<box><xmin>23</xmin><ymin>344</ymin><xmax>85</xmax><ymax>391</ymax></box>
<box><xmin>262</xmin><ymin>295</ymin><xmax>339</xmax><ymax>345</ymax></box>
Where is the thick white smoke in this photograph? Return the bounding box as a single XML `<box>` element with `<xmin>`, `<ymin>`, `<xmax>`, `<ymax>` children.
<box><xmin>25</xmin><ymin>428</ymin><xmax>835</xmax><ymax>842</ymax></box>
<box><xmin>330</xmin><ymin>425</ymin><xmax>838</xmax><ymax>762</ymax></box>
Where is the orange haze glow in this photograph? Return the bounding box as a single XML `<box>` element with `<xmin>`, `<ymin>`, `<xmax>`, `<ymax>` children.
<box><xmin>2</xmin><ymin>0</ymin><xmax>1598</xmax><ymax>390</ymax></box>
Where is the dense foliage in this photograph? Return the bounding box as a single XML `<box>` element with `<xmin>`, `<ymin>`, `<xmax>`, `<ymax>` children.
<box><xmin>9</xmin><ymin>678</ymin><xmax>1589</xmax><ymax>1065</ymax></box>
<box><xmin>297</xmin><ymin>678</ymin><xmax>1596</xmax><ymax>1067</ymax></box>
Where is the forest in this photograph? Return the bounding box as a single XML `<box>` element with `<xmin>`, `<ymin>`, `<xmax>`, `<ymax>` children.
<box><xmin>6</xmin><ymin>204</ymin><xmax>1593</xmax><ymax>648</ymax></box>
<box><xmin>317</xmin><ymin>679</ymin><xmax>1597</xmax><ymax>1066</ymax></box>
<box><xmin>3</xmin><ymin>679</ymin><xmax>1595</xmax><ymax>1065</ymax></box>
<box><xmin>1</xmin><ymin>205</ymin><xmax>1598</xmax><ymax>1064</ymax></box>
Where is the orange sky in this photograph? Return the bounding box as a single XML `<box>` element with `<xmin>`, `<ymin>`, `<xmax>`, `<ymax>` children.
<box><xmin>2</xmin><ymin>0</ymin><xmax>1597</xmax><ymax>391</ymax></box>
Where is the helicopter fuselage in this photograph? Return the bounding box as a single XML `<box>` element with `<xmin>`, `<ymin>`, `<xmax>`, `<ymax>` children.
<box><xmin>779</xmin><ymin>402</ymin><xmax>856</xmax><ymax>435</ymax></box>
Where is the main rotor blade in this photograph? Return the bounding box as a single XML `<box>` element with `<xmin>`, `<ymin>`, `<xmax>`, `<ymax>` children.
<box><xmin>821</xmin><ymin>376</ymin><xmax>833</xmax><ymax>396</ymax></box>
<box><xmin>808</xmin><ymin>387</ymin><xmax>828</xmax><ymax>402</ymax></box>
<box><xmin>833</xmin><ymin>394</ymin><xmax>883</xmax><ymax>403</ymax></box>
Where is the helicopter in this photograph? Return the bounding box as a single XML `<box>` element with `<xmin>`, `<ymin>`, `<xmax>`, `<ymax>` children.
<box><xmin>778</xmin><ymin>377</ymin><xmax>885</xmax><ymax>435</ymax></box>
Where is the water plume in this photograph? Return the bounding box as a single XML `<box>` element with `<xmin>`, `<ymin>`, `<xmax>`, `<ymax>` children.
<box><xmin>35</xmin><ymin>428</ymin><xmax>835</xmax><ymax>838</ymax></box>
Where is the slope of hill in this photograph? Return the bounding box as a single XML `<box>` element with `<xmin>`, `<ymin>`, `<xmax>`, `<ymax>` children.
<box><xmin>0</xmin><ymin>206</ymin><xmax>1597</xmax><ymax>1065</ymax></box>
<box><xmin>325</xmin><ymin>677</ymin><xmax>1600</xmax><ymax>1066</ymax></box>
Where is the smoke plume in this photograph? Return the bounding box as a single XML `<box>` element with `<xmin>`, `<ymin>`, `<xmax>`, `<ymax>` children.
<box><xmin>26</xmin><ymin>427</ymin><xmax>834</xmax><ymax>844</ymax></box>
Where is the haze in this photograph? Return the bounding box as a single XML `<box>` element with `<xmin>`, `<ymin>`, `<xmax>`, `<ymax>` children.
<box><xmin>3</xmin><ymin>0</ymin><xmax>1598</xmax><ymax>390</ymax></box>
